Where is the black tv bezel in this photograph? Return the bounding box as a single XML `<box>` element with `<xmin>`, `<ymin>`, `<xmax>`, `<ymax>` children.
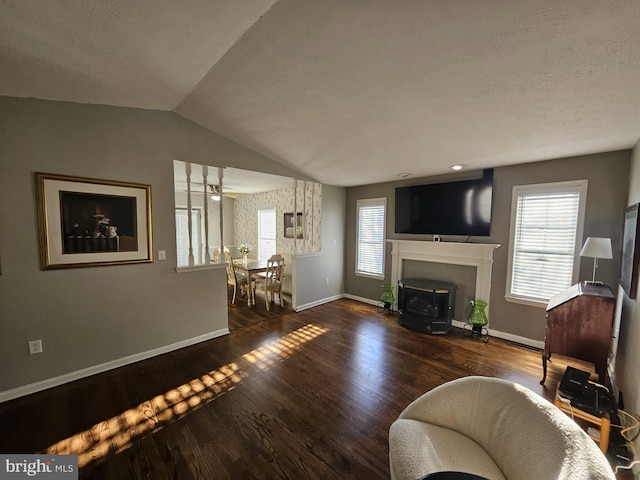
<box><xmin>394</xmin><ymin>169</ymin><xmax>494</xmax><ymax>237</ymax></box>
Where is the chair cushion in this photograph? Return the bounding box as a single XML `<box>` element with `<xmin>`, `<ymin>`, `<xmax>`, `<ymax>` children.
<box><xmin>389</xmin><ymin>419</ymin><xmax>506</xmax><ymax>480</ymax></box>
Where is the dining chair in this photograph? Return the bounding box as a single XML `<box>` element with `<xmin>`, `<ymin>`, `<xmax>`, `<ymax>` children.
<box><xmin>213</xmin><ymin>246</ymin><xmax>230</xmax><ymax>262</ymax></box>
<box><xmin>252</xmin><ymin>254</ymin><xmax>285</xmax><ymax>311</ymax></box>
<box><xmin>225</xmin><ymin>253</ymin><xmax>251</xmax><ymax>304</ymax></box>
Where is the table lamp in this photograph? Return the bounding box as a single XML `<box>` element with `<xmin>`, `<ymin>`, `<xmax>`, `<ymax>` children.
<box><xmin>579</xmin><ymin>237</ymin><xmax>613</xmax><ymax>285</ymax></box>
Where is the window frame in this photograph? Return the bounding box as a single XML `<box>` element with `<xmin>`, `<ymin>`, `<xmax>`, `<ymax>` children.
<box><xmin>175</xmin><ymin>206</ymin><xmax>203</xmax><ymax>267</ymax></box>
<box><xmin>505</xmin><ymin>180</ymin><xmax>588</xmax><ymax>307</ymax></box>
<box><xmin>257</xmin><ymin>206</ymin><xmax>277</xmax><ymax>261</ymax></box>
<box><xmin>355</xmin><ymin>197</ymin><xmax>387</xmax><ymax>279</ymax></box>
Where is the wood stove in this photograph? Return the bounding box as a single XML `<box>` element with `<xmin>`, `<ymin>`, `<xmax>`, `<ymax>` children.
<box><xmin>398</xmin><ymin>278</ymin><xmax>456</xmax><ymax>334</ymax></box>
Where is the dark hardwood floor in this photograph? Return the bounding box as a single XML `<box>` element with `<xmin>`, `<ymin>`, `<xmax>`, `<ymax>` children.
<box><xmin>0</xmin><ymin>299</ymin><xmax>612</xmax><ymax>479</ymax></box>
<box><xmin>227</xmin><ymin>286</ymin><xmax>292</xmax><ymax>331</ymax></box>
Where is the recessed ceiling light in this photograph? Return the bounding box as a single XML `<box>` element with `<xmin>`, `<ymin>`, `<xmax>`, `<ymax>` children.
<box><xmin>449</xmin><ymin>164</ymin><xmax>466</xmax><ymax>171</ymax></box>
<box><xmin>398</xmin><ymin>173</ymin><xmax>412</xmax><ymax>178</ymax></box>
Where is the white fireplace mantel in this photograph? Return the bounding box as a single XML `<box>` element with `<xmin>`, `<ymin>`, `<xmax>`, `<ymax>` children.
<box><xmin>387</xmin><ymin>240</ymin><xmax>500</xmax><ymax>316</ymax></box>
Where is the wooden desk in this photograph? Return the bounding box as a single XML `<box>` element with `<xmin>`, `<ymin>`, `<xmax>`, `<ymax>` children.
<box><xmin>554</xmin><ymin>383</ymin><xmax>610</xmax><ymax>453</ymax></box>
<box><xmin>542</xmin><ymin>282</ymin><xmax>615</xmax><ymax>385</ymax></box>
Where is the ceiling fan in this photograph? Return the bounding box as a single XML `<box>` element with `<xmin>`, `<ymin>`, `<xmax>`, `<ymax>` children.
<box><xmin>180</xmin><ymin>183</ymin><xmax>220</xmax><ymax>196</ymax></box>
<box><xmin>178</xmin><ymin>181</ymin><xmax>240</xmax><ymax>199</ymax></box>
<box><xmin>209</xmin><ymin>184</ymin><xmax>221</xmax><ymax>201</ymax></box>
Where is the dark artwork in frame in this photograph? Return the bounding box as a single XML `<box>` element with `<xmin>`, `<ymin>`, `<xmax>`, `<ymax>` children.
<box><xmin>35</xmin><ymin>172</ymin><xmax>152</xmax><ymax>269</ymax></box>
<box><xmin>620</xmin><ymin>203</ymin><xmax>640</xmax><ymax>299</ymax></box>
<box><xmin>60</xmin><ymin>191</ymin><xmax>138</xmax><ymax>254</ymax></box>
<box><xmin>284</xmin><ymin>212</ymin><xmax>303</xmax><ymax>239</ymax></box>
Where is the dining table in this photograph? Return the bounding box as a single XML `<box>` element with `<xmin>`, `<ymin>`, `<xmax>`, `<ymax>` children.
<box><xmin>232</xmin><ymin>258</ymin><xmax>284</xmax><ymax>307</ymax></box>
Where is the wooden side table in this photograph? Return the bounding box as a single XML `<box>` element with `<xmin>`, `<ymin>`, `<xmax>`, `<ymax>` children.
<box><xmin>554</xmin><ymin>383</ymin><xmax>610</xmax><ymax>453</ymax></box>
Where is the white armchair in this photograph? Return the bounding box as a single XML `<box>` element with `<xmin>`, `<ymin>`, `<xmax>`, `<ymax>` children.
<box><xmin>389</xmin><ymin>376</ymin><xmax>615</xmax><ymax>480</ymax></box>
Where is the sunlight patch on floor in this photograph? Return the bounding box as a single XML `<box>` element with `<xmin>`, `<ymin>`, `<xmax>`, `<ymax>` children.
<box><xmin>243</xmin><ymin>323</ymin><xmax>328</xmax><ymax>370</ymax></box>
<box><xmin>44</xmin><ymin>323</ymin><xmax>328</xmax><ymax>469</ymax></box>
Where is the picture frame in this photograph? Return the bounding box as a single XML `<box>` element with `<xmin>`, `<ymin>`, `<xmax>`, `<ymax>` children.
<box><xmin>35</xmin><ymin>173</ymin><xmax>153</xmax><ymax>269</ymax></box>
<box><xmin>620</xmin><ymin>203</ymin><xmax>640</xmax><ymax>298</ymax></box>
<box><xmin>284</xmin><ymin>212</ymin><xmax>303</xmax><ymax>239</ymax></box>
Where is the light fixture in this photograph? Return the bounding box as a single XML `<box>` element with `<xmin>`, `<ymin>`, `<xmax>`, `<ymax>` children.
<box><xmin>209</xmin><ymin>184</ymin><xmax>221</xmax><ymax>202</ymax></box>
<box><xmin>579</xmin><ymin>237</ymin><xmax>613</xmax><ymax>285</ymax></box>
<box><xmin>449</xmin><ymin>164</ymin><xmax>466</xmax><ymax>171</ymax></box>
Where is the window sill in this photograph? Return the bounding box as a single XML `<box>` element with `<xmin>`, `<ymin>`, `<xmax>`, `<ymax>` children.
<box><xmin>504</xmin><ymin>294</ymin><xmax>548</xmax><ymax>308</ymax></box>
<box><xmin>355</xmin><ymin>271</ymin><xmax>385</xmax><ymax>280</ymax></box>
<box><xmin>175</xmin><ymin>263</ymin><xmax>224</xmax><ymax>274</ymax></box>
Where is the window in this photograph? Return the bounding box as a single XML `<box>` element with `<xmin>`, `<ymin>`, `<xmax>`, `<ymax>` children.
<box><xmin>356</xmin><ymin>198</ymin><xmax>386</xmax><ymax>278</ymax></box>
<box><xmin>175</xmin><ymin>207</ymin><xmax>202</xmax><ymax>267</ymax></box>
<box><xmin>258</xmin><ymin>207</ymin><xmax>277</xmax><ymax>260</ymax></box>
<box><xmin>506</xmin><ymin>180</ymin><xmax>587</xmax><ymax>305</ymax></box>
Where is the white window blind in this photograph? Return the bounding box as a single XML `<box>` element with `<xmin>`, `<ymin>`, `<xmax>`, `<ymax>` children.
<box><xmin>356</xmin><ymin>198</ymin><xmax>386</xmax><ymax>278</ymax></box>
<box><xmin>175</xmin><ymin>208</ymin><xmax>202</xmax><ymax>267</ymax></box>
<box><xmin>258</xmin><ymin>207</ymin><xmax>277</xmax><ymax>260</ymax></box>
<box><xmin>507</xmin><ymin>181</ymin><xmax>587</xmax><ymax>304</ymax></box>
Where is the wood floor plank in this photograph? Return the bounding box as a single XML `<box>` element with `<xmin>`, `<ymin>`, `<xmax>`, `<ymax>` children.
<box><xmin>227</xmin><ymin>290</ymin><xmax>292</xmax><ymax>332</ymax></box>
<box><xmin>0</xmin><ymin>298</ymin><xmax>611</xmax><ymax>479</ymax></box>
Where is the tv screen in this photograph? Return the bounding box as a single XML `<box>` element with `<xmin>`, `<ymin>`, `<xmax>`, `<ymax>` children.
<box><xmin>395</xmin><ymin>169</ymin><xmax>493</xmax><ymax>236</ymax></box>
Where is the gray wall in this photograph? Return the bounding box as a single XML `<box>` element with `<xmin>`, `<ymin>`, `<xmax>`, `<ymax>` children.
<box><xmin>614</xmin><ymin>139</ymin><xmax>640</xmax><ymax>462</ymax></box>
<box><xmin>0</xmin><ymin>96</ymin><xmax>316</xmax><ymax>393</ymax></box>
<box><xmin>346</xmin><ymin>150</ymin><xmax>631</xmax><ymax>341</ymax></box>
<box><xmin>294</xmin><ymin>184</ymin><xmax>346</xmax><ymax>308</ymax></box>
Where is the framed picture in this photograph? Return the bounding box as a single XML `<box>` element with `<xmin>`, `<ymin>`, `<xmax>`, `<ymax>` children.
<box><xmin>620</xmin><ymin>203</ymin><xmax>640</xmax><ymax>298</ymax></box>
<box><xmin>35</xmin><ymin>173</ymin><xmax>153</xmax><ymax>269</ymax></box>
<box><xmin>284</xmin><ymin>212</ymin><xmax>303</xmax><ymax>239</ymax></box>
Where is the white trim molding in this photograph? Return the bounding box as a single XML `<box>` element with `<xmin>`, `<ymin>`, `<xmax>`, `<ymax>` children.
<box><xmin>175</xmin><ymin>263</ymin><xmax>224</xmax><ymax>274</ymax></box>
<box><xmin>295</xmin><ymin>294</ymin><xmax>344</xmax><ymax>312</ymax></box>
<box><xmin>451</xmin><ymin>320</ymin><xmax>544</xmax><ymax>349</ymax></box>
<box><xmin>343</xmin><ymin>293</ymin><xmax>379</xmax><ymax>306</ymax></box>
<box><xmin>346</xmin><ymin>294</ymin><xmax>543</xmax><ymax>349</ymax></box>
<box><xmin>387</xmin><ymin>240</ymin><xmax>500</xmax><ymax>317</ymax></box>
<box><xmin>0</xmin><ymin>328</ymin><xmax>229</xmax><ymax>404</ymax></box>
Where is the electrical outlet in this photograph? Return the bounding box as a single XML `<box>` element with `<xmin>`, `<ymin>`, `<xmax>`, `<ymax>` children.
<box><xmin>28</xmin><ymin>339</ymin><xmax>43</xmax><ymax>355</ymax></box>
<box><xmin>158</xmin><ymin>250</ymin><xmax>167</xmax><ymax>261</ymax></box>
<box><xmin>325</xmin><ymin>278</ymin><xmax>330</xmax><ymax>286</ymax></box>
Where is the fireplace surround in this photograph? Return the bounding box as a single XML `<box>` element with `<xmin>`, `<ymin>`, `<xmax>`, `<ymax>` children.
<box><xmin>388</xmin><ymin>240</ymin><xmax>500</xmax><ymax>319</ymax></box>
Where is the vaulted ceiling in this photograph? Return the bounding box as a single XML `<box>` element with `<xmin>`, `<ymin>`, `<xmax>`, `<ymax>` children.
<box><xmin>2</xmin><ymin>1</ymin><xmax>640</xmax><ymax>187</ymax></box>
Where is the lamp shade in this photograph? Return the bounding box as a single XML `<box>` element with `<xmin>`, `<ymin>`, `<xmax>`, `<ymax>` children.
<box><xmin>579</xmin><ymin>237</ymin><xmax>613</xmax><ymax>259</ymax></box>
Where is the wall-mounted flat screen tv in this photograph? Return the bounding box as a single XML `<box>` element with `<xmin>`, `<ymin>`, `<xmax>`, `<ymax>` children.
<box><xmin>395</xmin><ymin>169</ymin><xmax>493</xmax><ymax>236</ymax></box>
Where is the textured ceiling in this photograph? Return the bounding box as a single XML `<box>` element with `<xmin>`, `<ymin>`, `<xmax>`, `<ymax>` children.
<box><xmin>2</xmin><ymin>1</ymin><xmax>640</xmax><ymax>187</ymax></box>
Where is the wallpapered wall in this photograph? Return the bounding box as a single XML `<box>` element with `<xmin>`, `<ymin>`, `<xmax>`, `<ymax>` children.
<box><xmin>234</xmin><ymin>181</ymin><xmax>322</xmax><ymax>255</ymax></box>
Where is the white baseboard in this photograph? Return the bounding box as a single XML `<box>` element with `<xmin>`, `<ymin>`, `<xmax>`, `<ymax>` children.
<box><xmin>343</xmin><ymin>295</ymin><xmax>544</xmax><ymax>349</ymax></box>
<box><xmin>295</xmin><ymin>294</ymin><xmax>345</xmax><ymax>312</ymax></box>
<box><xmin>343</xmin><ymin>293</ymin><xmax>379</xmax><ymax>306</ymax></box>
<box><xmin>451</xmin><ymin>320</ymin><xmax>544</xmax><ymax>349</ymax></box>
<box><xmin>0</xmin><ymin>328</ymin><xmax>230</xmax><ymax>404</ymax></box>
<box><xmin>2</xmin><ymin>296</ymin><xmax>545</xmax><ymax>403</ymax></box>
